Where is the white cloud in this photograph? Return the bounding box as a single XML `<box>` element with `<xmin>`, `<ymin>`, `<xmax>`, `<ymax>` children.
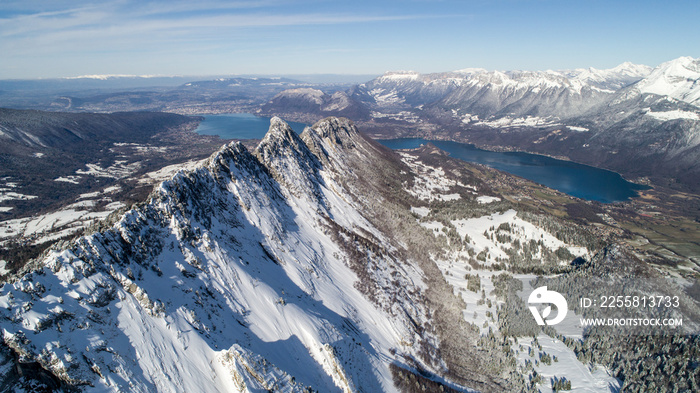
<box><xmin>0</xmin><ymin>1</ymin><xmax>432</xmax><ymax>55</ymax></box>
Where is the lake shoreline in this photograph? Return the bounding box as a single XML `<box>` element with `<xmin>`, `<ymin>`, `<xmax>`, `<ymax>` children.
<box><xmin>194</xmin><ymin>113</ymin><xmax>649</xmax><ymax>203</ymax></box>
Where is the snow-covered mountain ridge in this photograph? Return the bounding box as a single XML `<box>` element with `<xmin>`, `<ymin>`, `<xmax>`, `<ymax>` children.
<box><xmin>1</xmin><ymin>117</ymin><xmax>538</xmax><ymax>392</ymax></box>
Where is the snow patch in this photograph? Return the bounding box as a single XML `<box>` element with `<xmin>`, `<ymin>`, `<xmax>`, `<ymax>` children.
<box><xmin>0</xmin><ymin>191</ymin><xmax>37</xmax><ymax>203</ymax></box>
<box><xmin>477</xmin><ymin>196</ymin><xmax>501</xmax><ymax>204</ymax></box>
<box><xmin>515</xmin><ymin>334</ymin><xmax>620</xmax><ymax>392</ymax></box>
<box><xmin>370</xmin><ymin>111</ymin><xmax>420</xmax><ymax>123</ymax></box>
<box><xmin>645</xmin><ymin>109</ymin><xmax>699</xmax><ymax>121</ymax></box>
<box><xmin>54</xmin><ymin>175</ymin><xmax>82</xmax><ymax>184</ymax></box>
<box><xmin>474</xmin><ymin>116</ymin><xmax>561</xmax><ymax>128</ymax></box>
<box><xmin>76</xmin><ymin>161</ymin><xmax>141</xmax><ymax>179</ymax></box>
<box><xmin>420</xmin><ymin>221</ymin><xmax>445</xmax><ymax>233</ymax></box>
<box><xmin>410</xmin><ymin>206</ymin><xmax>430</xmax><ymax>217</ymax></box>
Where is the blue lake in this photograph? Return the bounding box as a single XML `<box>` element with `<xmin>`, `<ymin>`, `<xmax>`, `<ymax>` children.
<box><xmin>195</xmin><ymin>113</ymin><xmax>310</xmax><ymax>139</ymax></box>
<box><xmin>378</xmin><ymin>138</ymin><xmax>649</xmax><ymax>203</ymax></box>
<box><xmin>194</xmin><ymin>114</ymin><xmax>648</xmax><ymax>203</ymax></box>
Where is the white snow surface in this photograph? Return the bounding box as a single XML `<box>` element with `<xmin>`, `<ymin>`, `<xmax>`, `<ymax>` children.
<box><xmin>0</xmin><ymin>180</ymin><xmax>37</xmax><ymax>205</ymax></box>
<box><xmin>635</xmin><ymin>56</ymin><xmax>700</xmax><ymax>106</ymax></box>
<box><xmin>473</xmin><ymin>116</ymin><xmax>561</xmax><ymax>128</ymax></box>
<box><xmin>515</xmin><ymin>334</ymin><xmax>620</xmax><ymax>392</ymax></box>
<box><xmin>410</xmin><ymin>206</ymin><xmax>430</xmax><ymax>217</ymax></box>
<box><xmin>137</xmin><ymin>159</ymin><xmax>204</xmax><ymax>185</ymax></box>
<box><xmin>645</xmin><ymin>109</ymin><xmax>700</xmax><ymax>121</ymax></box>
<box><xmin>54</xmin><ymin>175</ymin><xmax>83</xmax><ymax>184</ymax></box>
<box><xmin>76</xmin><ymin>160</ymin><xmax>141</xmax><ymax>179</ymax></box>
<box><xmin>476</xmin><ymin>196</ymin><xmax>501</xmax><ymax>204</ymax></box>
<box><xmin>0</xmin><ymin>191</ymin><xmax>37</xmax><ymax>203</ymax></box>
<box><xmin>0</xmin><ymin>183</ymin><xmax>129</xmax><ymax>247</ymax></box>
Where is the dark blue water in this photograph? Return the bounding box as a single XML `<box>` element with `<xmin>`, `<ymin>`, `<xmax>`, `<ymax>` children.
<box><xmin>194</xmin><ymin>114</ymin><xmax>647</xmax><ymax>203</ymax></box>
<box><xmin>195</xmin><ymin>113</ymin><xmax>309</xmax><ymax>139</ymax></box>
<box><xmin>379</xmin><ymin>138</ymin><xmax>648</xmax><ymax>203</ymax></box>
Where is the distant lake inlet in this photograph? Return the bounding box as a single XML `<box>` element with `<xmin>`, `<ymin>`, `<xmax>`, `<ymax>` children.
<box><xmin>195</xmin><ymin>113</ymin><xmax>309</xmax><ymax>139</ymax></box>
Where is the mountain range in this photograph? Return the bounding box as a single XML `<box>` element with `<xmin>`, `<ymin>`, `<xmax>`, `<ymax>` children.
<box><xmin>259</xmin><ymin>56</ymin><xmax>700</xmax><ymax>192</ymax></box>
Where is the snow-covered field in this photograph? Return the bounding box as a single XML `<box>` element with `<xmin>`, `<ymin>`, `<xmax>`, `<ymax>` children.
<box><xmin>450</xmin><ymin>209</ymin><xmax>588</xmax><ymax>265</ymax></box>
<box><xmin>0</xmin><ymin>179</ymin><xmax>37</xmax><ymax>204</ymax></box>
<box><xmin>645</xmin><ymin>109</ymin><xmax>699</xmax><ymax>121</ymax></box>
<box><xmin>0</xmin><ymin>160</ymin><xmax>205</xmax><ymax>249</ymax></box>
<box><xmin>76</xmin><ymin>160</ymin><xmax>142</xmax><ymax>179</ymax></box>
<box><xmin>112</xmin><ymin>142</ymin><xmax>169</xmax><ymax>154</ymax></box>
<box><xmin>423</xmin><ymin>203</ymin><xmax>612</xmax><ymax>391</ymax></box>
<box><xmin>370</xmin><ymin>110</ymin><xmax>420</xmax><ymax>123</ymax></box>
<box><xmin>471</xmin><ymin>115</ymin><xmax>562</xmax><ymax>128</ymax></box>
<box><xmin>0</xmin><ymin>197</ymin><xmax>126</xmax><ymax>246</ymax></box>
<box><xmin>477</xmin><ymin>195</ymin><xmax>501</xmax><ymax>204</ymax></box>
<box><xmin>515</xmin><ymin>334</ymin><xmax>620</xmax><ymax>392</ymax></box>
<box><xmin>54</xmin><ymin>175</ymin><xmax>83</xmax><ymax>184</ymax></box>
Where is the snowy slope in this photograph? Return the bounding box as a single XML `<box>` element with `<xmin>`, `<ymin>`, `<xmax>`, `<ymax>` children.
<box><xmin>0</xmin><ymin>118</ymin><xmax>447</xmax><ymax>392</ymax></box>
<box><xmin>634</xmin><ymin>56</ymin><xmax>700</xmax><ymax>107</ymax></box>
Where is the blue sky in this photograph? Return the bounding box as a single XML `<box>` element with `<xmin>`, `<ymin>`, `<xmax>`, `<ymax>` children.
<box><xmin>1</xmin><ymin>0</ymin><xmax>698</xmax><ymax>79</ymax></box>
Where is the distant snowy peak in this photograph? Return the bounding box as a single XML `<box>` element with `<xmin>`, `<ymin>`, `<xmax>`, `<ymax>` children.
<box><xmin>372</xmin><ymin>71</ymin><xmax>422</xmax><ymax>85</ymax></box>
<box><xmin>270</xmin><ymin>87</ymin><xmax>326</xmax><ymax>104</ymax></box>
<box><xmin>609</xmin><ymin>61</ymin><xmax>654</xmax><ymax>77</ymax></box>
<box><xmin>563</xmin><ymin>62</ymin><xmax>652</xmax><ymax>90</ymax></box>
<box><xmin>634</xmin><ymin>56</ymin><xmax>700</xmax><ymax>106</ymax></box>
